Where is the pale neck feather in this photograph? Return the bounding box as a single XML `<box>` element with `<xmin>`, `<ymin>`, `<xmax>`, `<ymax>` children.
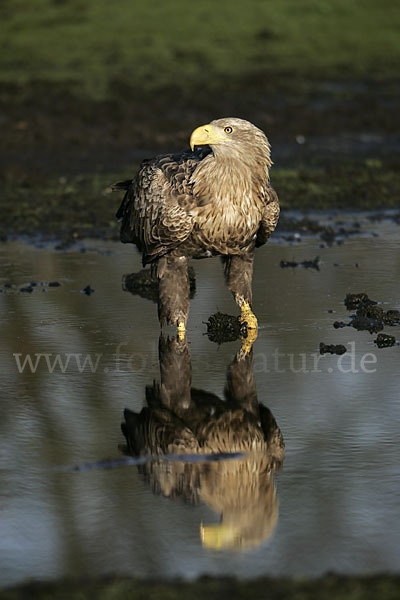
<box><xmin>191</xmin><ymin>145</ymin><xmax>270</xmax><ymax>205</ymax></box>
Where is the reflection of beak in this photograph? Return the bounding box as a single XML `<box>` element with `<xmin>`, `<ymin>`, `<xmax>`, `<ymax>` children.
<box><xmin>190</xmin><ymin>124</ymin><xmax>227</xmax><ymax>151</ymax></box>
<box><xmin>200</xmin><ymin>522</ymin><xmax>241</xmax><ymax>550</ymax></box>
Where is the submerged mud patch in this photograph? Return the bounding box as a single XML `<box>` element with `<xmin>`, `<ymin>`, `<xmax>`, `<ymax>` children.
<box><xmin>319</xmin><ymin>343</ymin><xmax>347</xmax><ymax>355</ymax></box>
<box><xmin>280</xmin><ymin>256</ymin><xmax>320</xmax><ymax>270</ymax></box>
<box><xmin>330</xmin><ymin>292</ymin><xmax>400</xmax><ymax>341</ymax></box>
<box><xmin>205</xmin><ymin>312</ymin><xmax>243</xmax><ymax>344</ymax></box>
<box><xmin>1</xmin><ymin>280</ymin><xmax>62</xmax><ymax>294</ymax></box>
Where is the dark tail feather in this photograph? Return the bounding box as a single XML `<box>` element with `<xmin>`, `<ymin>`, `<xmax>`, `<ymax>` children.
<box><xmin>112</xmin><ymin>179</ymin><xmax>132</xmax><ymax>191</ymax></box>
<box><xmin>114</xmin><ymin>181</ymin><xmax>136</xmax><ymax>243</ymax></box>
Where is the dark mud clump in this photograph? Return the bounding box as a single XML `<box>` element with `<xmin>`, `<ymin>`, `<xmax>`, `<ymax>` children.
<box><xmin>344</xmin><ymin>293</ymin><xmax>400</xmax><ymax>333</ymax></box>
<box><xmin>276</xmin><ymin>216</ymin><xmax>326</xmax><ymax>235</ymax></box>
<box><xmin>205</xmin><ymin>312</ymin><xmax>243</xmax><ymax>344</ymax></box>
<box><xmin>351</xmin><ymin>304</ymin><xmax>385</xmax><ymax>333</ymax></box>
<box><xmin>319</xmin><ymin>342</ymin><xmax>347</xmax><ymax>355</ymax></box>
<box><xmin>333</xmin><ymin>321</ymin><xmax>348</xmax><ymax>329</ymax></box>
<box><xmin>276</xmin><ymin>217</ymin><xmax>370</xmax><ymax>246</ymax></box>
<box><xmin>123</xmin><ymin>267</ymin><xmax>196</xmax><ymax>303</ymax></box>
<box><xmin>280</xmin><ymin>256</ymin><xmax>320</xmax><ymax>270</ymax></box>
<box><xmin>81</xmin><ymin>285</ymin><xmax>95</xmax><ymax>295</ymax></box>
<box><xmin>330</xmin><ymin>292</ymin><xmax>400</xmax><ymax>336</ymax></box>
<box><xmin>374</xmin><ymin>333</ymin><xmax>397</xmax><ymax>348</ymax></box>
<box><xmin>384</xmin><ymin>310</ymin><xmax>400</xmax><ymax>325</ymax></box>
<box><xmin>368</xmin><ymin>211</ymin><xmax>400</xmax><ymax>224</ymax></box>
<box><xmin>344</xmin><ymin>292</ymin><xmax>377</xmax><ymax>310</ymax></box>
<box><xmin>320</xmin><ymin>227</ymin><xmax>336</xmax><ymax>245</ymax></box>
<box><xmin>2</xmin><ymin>281</ymin><xmax>62</xmax><ymax>294</ymax></box>
<box><xmin>343</xmin><ymin>293</ymin><xmax>383</xmax><ymax>333</ymax></box>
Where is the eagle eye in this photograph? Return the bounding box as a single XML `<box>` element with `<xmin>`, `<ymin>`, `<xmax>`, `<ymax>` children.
<box><xmin>224</xmin><ymin>126</ymin><xmax>233</xmax><ymax>134</ymax></box>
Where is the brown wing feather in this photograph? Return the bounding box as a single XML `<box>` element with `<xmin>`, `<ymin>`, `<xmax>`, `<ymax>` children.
<box><xmin>255</xmin><ymin>185</ymin><xmax>280</xmax><ymax>247</ymax></box>
<box><xmin>115</xmin><ymin>148</ymin><xmax>211</xmax><ymax>265</ymax></box>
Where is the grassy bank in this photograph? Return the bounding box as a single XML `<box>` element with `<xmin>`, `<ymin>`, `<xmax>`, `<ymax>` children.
<box><xmin>2</xmin><ymin>0</ymin><xmax>400</xmax><ymax>98</ymax></box>
<box><xmin>2</xmin><ymin>575</ymin><xmax>400</xmax><ymax>600</ymax></box>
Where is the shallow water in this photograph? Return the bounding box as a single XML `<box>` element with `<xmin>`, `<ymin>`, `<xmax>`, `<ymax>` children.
<box><xmin>1</xmin><ymin>214</ymin><xmax>400</xmax><ymax>587</ymax></box>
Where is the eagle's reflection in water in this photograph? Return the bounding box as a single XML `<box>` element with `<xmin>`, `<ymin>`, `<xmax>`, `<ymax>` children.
<box><xmin>121</xmin><ymin>336</ymin><xmax>285</xmax><ymax>551</ymax></box>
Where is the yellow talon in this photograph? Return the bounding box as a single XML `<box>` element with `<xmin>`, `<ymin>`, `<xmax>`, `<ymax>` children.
<box><xmin>239</xmin><ymin>301</ymin><xmax>258</xmax><ymax>330</ymax></box>
<box><xmin>177</xmin><ymin>321</ymin><xmax>186</xmax><ymax>340</ymax></box>
<box><xmin>240</xmin><ymin>327</ymin><xmax>258</xmax><ymax>355</ymax></box>
<box><xmin>238</xmin><ymin>301</ymin><xmax>258</xmax><ymax>354</ymax></box>
<box><xmin>200</xmin><ymin>522</ymin><xmax>241</xmax><ymax>550</ymax></box>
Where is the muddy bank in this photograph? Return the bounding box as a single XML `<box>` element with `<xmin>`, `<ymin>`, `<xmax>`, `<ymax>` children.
<box><xmin>2</xmin><ymin>2</ymin><xmax>400</xmax><ymax>241</ymax></box>
<box><xmin>2</xmin><ymin>77</ymin><xmax>400</xmax><ymax>175</ymax></box>
<box><xmin>1</xmin><ymin>163</ymin><xmax>400</xmax><ymax>245</ymax></box>
<box><xmin>1</xmin><ymin>574</ymin><xmax>399</xmax><ymax>600</ymax></box>
<box><xmin>1</xmin><ymin>73</ymin><xmax>400</xmax><ymax>244</ymax></box>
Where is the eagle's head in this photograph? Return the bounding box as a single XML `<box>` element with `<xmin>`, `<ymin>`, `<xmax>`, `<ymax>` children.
<box><xmin>190</xmin><ymin>117</ymin><xmax>272</xmax><ymax>169</ymax></box>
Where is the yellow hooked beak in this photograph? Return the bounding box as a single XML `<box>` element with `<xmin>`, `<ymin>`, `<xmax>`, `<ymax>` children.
<box><xmin>190</xmin><ymin>123</ymin><xmax>229</xmax><ymax>151</ymax></box>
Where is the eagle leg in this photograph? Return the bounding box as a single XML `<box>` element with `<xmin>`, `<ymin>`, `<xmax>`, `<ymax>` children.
<box><xmin>157</xmin><ymin>255</ymin><xmax>190</xmax><ymax>335</ymax></box>
<box><xmin>224</xmin><ymin>347</ymin><xmax>258</xmax><ymax>413</ymax></box>
<box><xmin>222</xmin><ymin>253</ymin><xmax>258</xmax><ymax>330</ymax></box>
<box><xmin>158</xmin><ymin>334</ymin><xmax>192</xmax><ymax>412</ymax></box>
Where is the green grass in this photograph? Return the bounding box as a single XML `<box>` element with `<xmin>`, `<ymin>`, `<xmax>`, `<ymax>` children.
<box><xmin>2</xmin><ymin>575</ymin><xmax>400</xmax><ymax>600</ymax></box>
<box><xmin>273</xmin><ymin>160</ymin><xmax>400</xmax><ymax>210</ymax></box>
<box><xmin>1</xmin><ymin>0</ymin><xmax>400</xmax><ymax>98</ymax></box>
